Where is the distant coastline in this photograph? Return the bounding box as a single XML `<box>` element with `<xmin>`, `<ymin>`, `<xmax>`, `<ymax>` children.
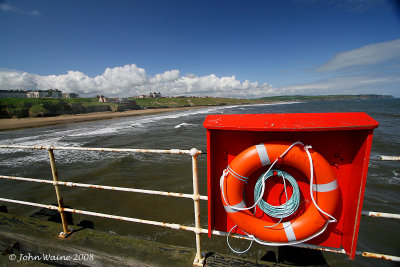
<box><xmin>0</xmin><ymin>94</ymin><xmax>394</xmax><ymax>131</ymax></box>
<box><xmin>131</xmin><ymin>94</ymin><xmax>394</xmax><ymax>109</ymax></box>
<box><xmin>257</xmin><ymin>94</ymin><xmax>394</xmax><ymax>102</ymax></box>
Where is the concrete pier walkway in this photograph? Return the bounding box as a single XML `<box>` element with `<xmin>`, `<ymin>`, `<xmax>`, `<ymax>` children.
<box><xmin>0</xmin><ymin>211</ymin><xmax>278</xmax><ymax>266</ymax></box>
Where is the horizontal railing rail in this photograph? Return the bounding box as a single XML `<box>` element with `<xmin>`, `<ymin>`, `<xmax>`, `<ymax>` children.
<box><xmin>361</xmin><ymin>210</ymin><xmax>400</xmax><ymax>220</ymax></box>
<box><xmin>0</xmin><ymin>144</ymin><xmax>195</xmax><ymax>154</ymax></box>
<box><xmin>0</xmin><ymin>175</ymin><xmax>208</xmax><ymax>200</ymax></box>
<box><xmin>0</xmin><ymin>145</ymin><xmax>399</xmax><ymax>264</ymax></box>
<box><xmin>374</xmin><ymin>155</ymin><xmax>400</xmax><ymax>161</ymax></box>
<box><xmin>0</xmin><ymin>198</ymin><xmax>204</xmax><ymax>233</ymax></box>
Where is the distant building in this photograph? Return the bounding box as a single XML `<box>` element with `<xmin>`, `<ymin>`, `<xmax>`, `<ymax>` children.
<box><xmin>1</xmin><ymin>89</ymin><xmax>82</xmax><ymax>99</ymax></box>
<box><xmin>97</xmin><ymin>96</ymin><xmax>137</xmax><ymax>106</ymax></box>
<box><xmin>27</xmin><ymin>91</ymin><xmax>48</xmax><ymax>98</ymax></box>
<box><xmin>106</xmin><ymin>97</ymin><xmax>119</xmax><ymax>103</ymax></box>
<box><xmin>47</xmin><ymin>89</ymin><xmax>62</xmax><ymax>98</ymax></box>
<box><xmin>27</xmin><ymin>89</ymin><xmax>62</xmax><ymax>98</ymax></box>
<box><xmin>121</xmin><ymin>98</ymin><xmax>137</xmax><ymax>105</ymax></box>
<box><xmin>98</xmin><ymin>95</ymin><xmax>107</xmax><ymax>102</ymax></box>
<box><xmin>98</xmin><ymin>95</ymin><xmax>119</xmax><ymax>103</ymax></box>
<box><xmin>0</xmin><ymin>90</ymin><xmax>28</xmax><ymax>98</ymax></box>
<box><xmin>133</xmin><ymin>92</ymin><xmax>162</xmax><ymax>98</ymax></box>
<box><xmin>151</xmin><ymin>92</ymin><xmax>162</xmax><ymax>98</ymax></box>
<box><xmin>63</xmin><ymin>93</ymin><xmax>79</xmax><ymax>98</ymax></box>
<box><xmin>135</xmin><ymin>95</ymin><xmax>146</xmax><ymax>98</ymax></box>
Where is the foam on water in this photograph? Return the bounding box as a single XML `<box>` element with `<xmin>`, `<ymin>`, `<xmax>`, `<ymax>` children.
<box><xmin>67</xmin><ymin>127</ymin><xmax>119</xmax><ymax>137</ymax></box>
<box><xmin>174</xmin><ymin>123</ymin><xmax>196</xmax><ymax>128</ymax></box>
<box><xmin>129</xmin><ymin>106</ymin><xmax>224</xmax><ymax>127</ymax></box>
<box><xmin>127</xmin><ymin>102</ymin><xmax>299</xmax><ymax>129</ymax></box>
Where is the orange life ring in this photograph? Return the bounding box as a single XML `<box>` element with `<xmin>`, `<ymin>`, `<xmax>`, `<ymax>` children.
<box><xmin>221</xmin><ymin>141</ymin><xmax>339</xmax><ymax>243</ymax></box>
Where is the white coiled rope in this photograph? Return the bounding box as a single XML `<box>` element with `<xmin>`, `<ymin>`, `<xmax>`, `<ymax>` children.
<box><xmin>254</xmin><ymin>170</ymin><xmax>300</xmax><ymax>219</ymax></box>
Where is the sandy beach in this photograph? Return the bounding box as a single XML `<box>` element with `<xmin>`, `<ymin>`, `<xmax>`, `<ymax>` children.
<box><xmin>0</xmin><ymin>106</ymin><xmax>203</xmax><ymax>132</ymax></box>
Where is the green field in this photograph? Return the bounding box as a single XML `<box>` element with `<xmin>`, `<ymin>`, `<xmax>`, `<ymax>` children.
<box><xmin>0</xmin><ymin>98</ymin><xmax>137</xmax><ymax>118</ymax></box>
<box><xmin>132</xmin><ymin>97</ymin><xmax>265</xmax><ymax>109</ymax></box>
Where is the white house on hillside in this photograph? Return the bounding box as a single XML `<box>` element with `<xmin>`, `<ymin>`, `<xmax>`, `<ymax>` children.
<box><xmin>27</xmin><ymin>89</ymin><xmax>62</xmax><ymax>98</ymax></box>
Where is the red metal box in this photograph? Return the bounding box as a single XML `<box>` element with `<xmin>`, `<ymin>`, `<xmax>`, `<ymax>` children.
<box><xmin>203</xmin><ymin>112</ymin><xmax>379</xmax><ymax>259</ymax></box>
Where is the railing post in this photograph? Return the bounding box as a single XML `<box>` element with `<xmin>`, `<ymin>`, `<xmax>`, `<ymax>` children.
<box><xmin>47</xmin><ymin>146</ymin><xmax>71</xmax><ymax>238</ymax></box>
<box><xmin>190</xmin><ymin>148</ymin><xmax>204</xmax><ymax>266</ymax></box>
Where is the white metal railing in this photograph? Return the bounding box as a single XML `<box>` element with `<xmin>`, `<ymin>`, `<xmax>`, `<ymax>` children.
<box><xmin>0</xmin><ymin>144</ymin><xmax>399</xmax><ymax>265</ymax></box>
<box><xmin>0</xmin><ymin>145</ymin><xmax>206</xmax><ymax>265</ymax></box>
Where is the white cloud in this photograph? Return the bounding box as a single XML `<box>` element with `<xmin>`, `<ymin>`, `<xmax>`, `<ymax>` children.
<box><xmin>0</xmin><ymin>70</ymin><xmax>38</xmax><ymax>89</ymax></box>
<box><xmin>150</xmin><ymin>70</ymin><xmax>180</xmax><ymax>83</ymax></box>
<box><xmin>281</xmin><ymin>38</ymin><xmax>400</xmax><ymax>97</ymax></box>
<box><xmin>0</xmin><ymin>3</ymin><xmax>40</xmax><ymax>16</ymax></box>
<box><xmin>317</xmin><ymin>39</ymin><xmax>400</xmax><ymax>72</ymax></box>
<box><xmin>0</xmin><ymin>64</ymin><xmax>276</xmax><ymax>98</ymax></box>
<box><xmin>278</xmin><ymin>73</ymin><xmax>400</xmax><ymax>96</ymax></box>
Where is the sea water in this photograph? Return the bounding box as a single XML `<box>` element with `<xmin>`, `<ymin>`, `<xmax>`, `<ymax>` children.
<box><xmin>0</xmin><ymin>98</ymin><xmax>399</xmax><ymax>266</ymax></box>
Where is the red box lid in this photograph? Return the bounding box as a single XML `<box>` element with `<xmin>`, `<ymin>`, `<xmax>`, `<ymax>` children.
<box><xmin>203</xmin><ymin>112</ymin><xmax>379</xmax><ymax>131</ymax></box>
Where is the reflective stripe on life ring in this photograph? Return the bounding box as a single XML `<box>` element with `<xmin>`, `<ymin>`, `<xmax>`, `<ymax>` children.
<box><xmin>221</xmin><ymin>141</ymin><xmax>339</xmax><ymax>243</ymax></box>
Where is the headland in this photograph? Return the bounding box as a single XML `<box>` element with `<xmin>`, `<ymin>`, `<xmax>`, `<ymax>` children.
<box><xmin>0</xmin><ymin>94</ymin><xmax>393</xmax><ymax>131</ymax></box>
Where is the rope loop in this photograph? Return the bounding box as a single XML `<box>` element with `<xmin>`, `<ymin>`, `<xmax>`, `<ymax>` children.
<box><xmin>226</xmin><ymin>225</ymin><xmax>254</xmax><ymax>254</ymax></box>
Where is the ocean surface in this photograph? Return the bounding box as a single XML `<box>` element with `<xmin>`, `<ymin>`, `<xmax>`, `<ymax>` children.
<box><xmin>0</xmin><ymin>98</ymin><xmax>399</xmax><ymax>266</ymax></box>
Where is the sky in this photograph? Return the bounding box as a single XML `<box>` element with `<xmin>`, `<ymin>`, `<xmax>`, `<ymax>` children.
<box><xmin>0</xmin><ymin>0</ymin><xmax>399</xmax><ymax>98</ymax></box>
